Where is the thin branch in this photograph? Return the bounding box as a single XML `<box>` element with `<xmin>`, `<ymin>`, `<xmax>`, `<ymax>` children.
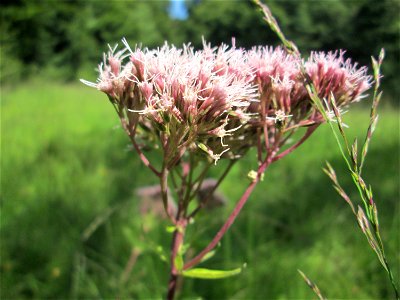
<box><xmin>188</xmin><ymin>161</ymin><xmax>212</xmax><ymax>201</ymax></box>
<box><xmin>183</xmin><ymin>154</ymin><xmax>274</xmax><ymax>270</ymax></box>
<box><xmin>183</xmin><ymin>154</ymin><xmax>195</xmax><ymax>209</ymax></box>
<box><xmin>272</xmin><ymin>125</ymin><xmax>318</xmax><ymax>162</ymax></box>
<box><xmin>188</xmin><ymin>159</ymin><xmax>236</xmax><ymax>219</ymax></box>
<box><xmin>129</xmin><ymin>135</ymin><xmax>161</xmax><ymax>177</ymax></box>
<box><xmin>117</xmin><ymin>108</ymin><xmax>161</xmax><ymax>177</ymax></box>
<box><xmin>160</xmin><ymin>164</ymin><xmax>175</xmax><ymax>223</ymax></box>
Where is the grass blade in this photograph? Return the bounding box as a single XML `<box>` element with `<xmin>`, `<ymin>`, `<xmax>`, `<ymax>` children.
<box><xmin>298</xmin><ymin>270</ymin><xmax>327</xmax><ymax>300</ymax></box>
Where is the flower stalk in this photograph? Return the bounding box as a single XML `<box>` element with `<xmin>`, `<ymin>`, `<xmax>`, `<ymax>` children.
<box><xmin>81</xmin><ymin>9</ymin><xmax>372</xmax><ymax>297</ymax></box>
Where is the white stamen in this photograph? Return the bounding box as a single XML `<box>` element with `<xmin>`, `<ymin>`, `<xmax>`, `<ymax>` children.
<box><xmin>211</xmin><ymin>148</ymin><xmax>230</xmax><ymax>165</ymax></box>
<box><xmin>266</xmin><ymin>110</ymin><xmax>293</xmax><ymax>123</ymax></box>
<box><xmin>80</xmin><ymin>79</ymin><xmax>97</xmax><ymax>88</ymax></box>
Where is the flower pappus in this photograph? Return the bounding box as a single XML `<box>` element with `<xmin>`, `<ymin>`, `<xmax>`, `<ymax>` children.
<box><xmin>266</xmin><ymin>110</ymin><xmax>293</xmax><ymax>124</ymax></box>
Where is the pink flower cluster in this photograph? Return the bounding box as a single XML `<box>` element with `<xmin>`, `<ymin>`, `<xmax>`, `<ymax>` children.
<box><xmin>82</xmin><ymin>39</ymin><xmax>371</xmax><ymax>164</ymax></box>
<box><xmin>247</xmin><ymin>47</ymin><xmax>371</xmax><ymax>128</ymax></box>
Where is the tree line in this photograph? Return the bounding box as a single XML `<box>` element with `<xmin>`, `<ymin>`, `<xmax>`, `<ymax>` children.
<box><xmin>1</xmin><ymin>0</ymin><xmax>398</xmax><ymax>99</ymax></box>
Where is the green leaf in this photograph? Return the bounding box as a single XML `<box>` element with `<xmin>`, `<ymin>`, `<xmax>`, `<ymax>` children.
<box><xmin>174</xmin><ymin>254</ymin><xmax>184</xmax><ymax>271</ymax></box>
<box><xmin>200</xmin><ymin>250</ymin><xmax>216</xmax><ymax>264</ymax></box>
<box><xmin>182</xmin><ymin>266</ymin><xmax>243</xmax><ymax>279</ymax></box>
<box><xmin>199</xmin><ymin>243</ymin><xmax>221</xmax><ymax>264</ymax></box>
<box><xmin>165</xmin><ymin>225</ymin><xmax>176</xmax><ymax>233</ymax></box>
<box><xmin>198</xmin><ymin>143</ymin><xmax>209</xmax><ymax>153</ymax></box>
<box><xmin>156</xmin><ymin>246</ymin><xmax>168</xmax><ymax>263</ymax></box>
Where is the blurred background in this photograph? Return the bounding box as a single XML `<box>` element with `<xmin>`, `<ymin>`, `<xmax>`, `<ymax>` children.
<box><xmin>1</xmin><ymin>0</ymin><xmax>399</xmax><ymax>299</ymax></box>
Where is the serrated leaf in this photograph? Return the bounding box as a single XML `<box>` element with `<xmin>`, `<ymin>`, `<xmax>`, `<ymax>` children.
<box><xmin>182</xmin><ymin>266</ymin><xmax>242</xmax><ymax>279</ymax></box>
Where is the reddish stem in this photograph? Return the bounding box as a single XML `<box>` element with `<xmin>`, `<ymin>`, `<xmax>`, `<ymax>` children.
<box><xmin>183</xmin><ymin>153</ymin><xmax>274</xmax><ymax>270</ymax></box>
<box><xmin>167</xmin><ymin>273</ymin><xmax>178</xmax><ymax>300</ymax></box>
<box><xmin>118</xmin><ymin>111</ymin><xmax>161</xmax><ymax>177</ymax></box>
<box><xmin>167</xmin><ymin>169</ymin><xmax>188</xmax><ymax>300</ymax></box>
<box><xmin>167</xmin><ymin>221</ymin><xmax>186</xmax><ymax>300</ymax></box>
<box><xmin>130</xmin><ymin>136</ymin><xmax>161</xmax><ymax>177</ymax></box>
<box><xmin>272</xmin><ymin>125</ymin><xmax>318</xmax><ymax>163</ymax></box>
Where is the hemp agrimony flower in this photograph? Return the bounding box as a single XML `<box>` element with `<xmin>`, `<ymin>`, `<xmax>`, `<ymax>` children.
<box><xmin>239</xmin><ymin>46</ymin><xmax>371</xmax><ymax>158</ymax></box>
<box><xmin>82</xmin><ymin>40</ymin><xmax>371</xmax><ymax>165</ymax></box>
<box><xmin>82</xmin><ymin>40</ymin><xmax>258</xmax><ymax>165</ymax></box>
<box><xmin>81</xmin><ymin>34</ymin><xmax>372</xmax><ymax>300</ymax></box>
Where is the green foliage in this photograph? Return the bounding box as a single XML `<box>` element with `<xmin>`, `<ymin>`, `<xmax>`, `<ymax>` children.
<box><xmin>184</xmin><ymin>0</ymin><xmax>282</xmax><ymax>48</ymax></box>
<box><xmin>1</xmin><ymin>81</ymin><xmax>166</xmax><ymax>298</ymax></box>
<box><xmin>351</xmin><ymin>0</ymin><xmax>400</xmax><ymax>99</ymax></box>
<box><xmin>1</xmin><ymin>81</ymin><xmax>399</xmax><ymax>298</ymax></box>
<box><xmin>1</xmin><ymin>1</ymin><xmax>399</xmax><ymax>297</ymax></box>
<box><xmin>182</xmin><ymin>266</ymin><xmax>243</xmax><ymax>279</ymax></box>
<box><xmin>1</xmin><ymin>0</ymin><xmax>399</xmax><ymax>99</ymax></box>
<box><xmin>1</xmin><ymin>0</ymin><xmax>178</xmax><ymax>82</ymax></box>
<box><xmin>289</xmin><ymin>0</ymin><xmax>356</xmax><ymax>50</ymax></box>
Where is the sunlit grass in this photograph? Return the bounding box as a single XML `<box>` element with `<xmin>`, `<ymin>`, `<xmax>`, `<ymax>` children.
<box><xmin>1</xmin><ymin>81</ymin><xmax>399</xmax><ymax>299</ymax></box>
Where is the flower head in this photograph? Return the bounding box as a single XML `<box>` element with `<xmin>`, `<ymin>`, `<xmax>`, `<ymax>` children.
<box><xmin>244</xmin><ymin>46</ymin><xmax>371</xmax><ymax>138</ymax></box>
<box><xmin>82</xmin><ymin>40</ymin><xmax>372</xmax><ymax>165</ymax></box>
<box><xmin>82</xmin><ymin>39</ymin><xmax>258</xmax><ymax>165</ymax></box>
<box><xmin>305</xmin><ymin>50</ymin><xmax>372</xmax><ymax>105</ymax></box>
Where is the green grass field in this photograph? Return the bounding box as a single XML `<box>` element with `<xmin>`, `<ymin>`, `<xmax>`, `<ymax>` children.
<box><xmin>1</xmin><ymin>81</ymin><xmax>399</xmax><ymax>299</ymax></box>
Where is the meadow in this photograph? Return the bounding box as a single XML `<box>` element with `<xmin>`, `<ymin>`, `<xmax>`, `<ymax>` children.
<box><xmin>1</xmin><ymin>80</ymin><xmax>399</xmax><ymax>299</ymax></box>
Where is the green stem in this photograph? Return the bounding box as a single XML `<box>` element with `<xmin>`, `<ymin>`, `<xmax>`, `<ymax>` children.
<box><xmin>183</xmin><ymin>153</ymin><xmax>195</xmax><ymax>210</ymax></box>
<box><xmin>160</xmin><ymin>163</ymin><xmax>175</xmax><ymax>223</ymax></box>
